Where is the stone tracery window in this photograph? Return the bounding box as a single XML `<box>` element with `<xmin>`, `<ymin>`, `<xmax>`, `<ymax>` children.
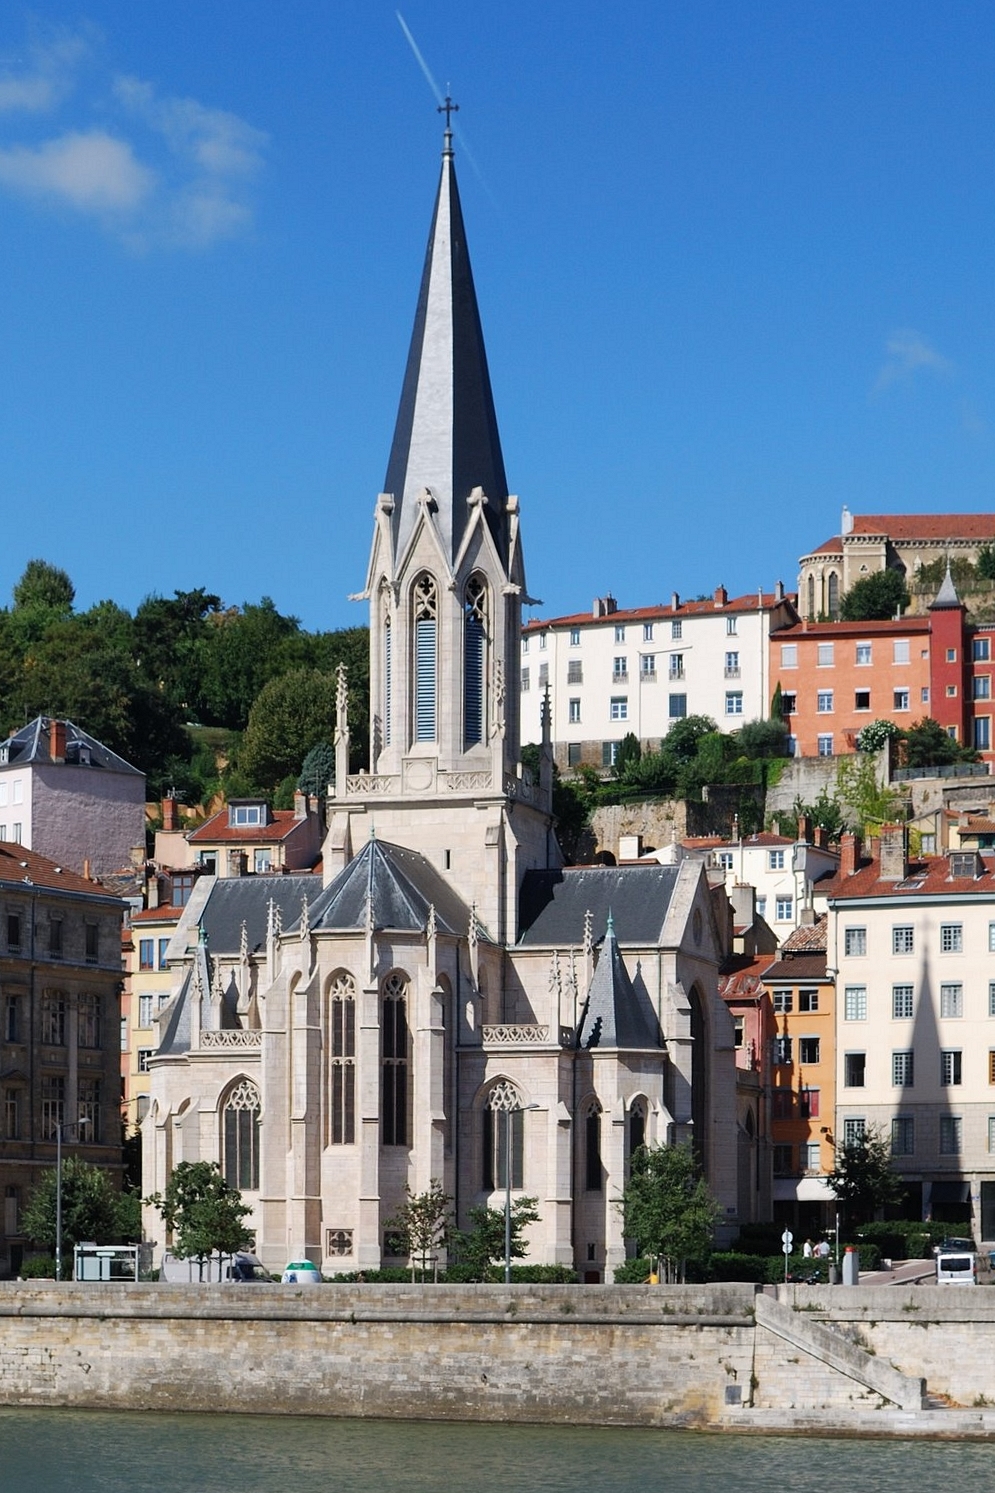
<box><xmin>483</xmin><ymin>1079</ymin><xmax>524</xmax><ymax>1190</ymax></box>
<box><xmin>628</xmin><ymin>1097</ymin><xmax>647</xmax><ymax>1161</ymax></box>
<box><xmin>223</xmin><ymin>1078</ymin><xmax>260</xmax><ymax>1190</ymax></box>
<box><xmin>585</xmin><ymin>1098</ymin><xmax>603</xmax><ymax>1191</ymax></box>
<box><xmin>382</xmin><ymin>973</ymin><xmax>409</xmax><ymax>1146</ymax></box>
<box><xmin>329</xmin><ymin>972</ymin><xmax>356</xmax><ymax>1145</ymax></box>
<box><xmin>412</xmin><ymin>574</ymin><xmax>438</xmax><ymax>743</ymax></box>
<box><xmin>464</xmin><ymin>574</ymin><xmax>488</xmax><ymax>747</ymax></box>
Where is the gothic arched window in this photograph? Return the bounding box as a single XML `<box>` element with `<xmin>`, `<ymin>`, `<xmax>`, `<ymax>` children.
<box><xmin>807</xmin><ymin>573</ymin><xmax>816</xmax><ymax>620</ymax></box>
<box><xmin>483</xmin><ymin>1079</ymin><xmax>524</xmax><ymax>1190</ymax></box>
<box><xmin>382</xmin><ymin>973</ymin><xmax>410</xmax><ymax>1146</ymax></box>
<box><xmin>381</xmin><ymin>586</ymin><xmax>393</xmax><ymax>747</ymax></box>
<box><xmin>464</xmin><ymin>574</ymin><xmax>488</xmax><ymax>747</ymax></box>
<box><xmin>827</xmin><ymin>571</ymin><xmax>840</xmax><ymax>620</ymax></box>
<box><xmin>585</xmin><ymin>1099</ymin><xmax>603</xmax><ymax>1191</ymax></box>
<box><xmin>628</xmin><ymin>1098</ymin><xmax>646</xmax><ymax>1165</ymax></box>
<box><xmin>412</xmin><ymin>574</ymin><xmax>437</xmax><ymax>742</ymax></box>
<box><xmin>223</xmin><ymin>1078</ymin><xmax>260</xmax><ymax>1190</ymax></box>
<box><xmin>329</xmin><ymin>972</ymin><xmax>356</xmax><ymax>1145</ymax></box>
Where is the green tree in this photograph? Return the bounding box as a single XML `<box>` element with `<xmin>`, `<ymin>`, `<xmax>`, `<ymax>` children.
<box><xmin>900</xmin><ymin>717</ymin><xmax>977</xmax><ymax>770</ymax></box>
<box><xmin>835</xmin><ymin>752</ymin><xmax>902</xmax><ymax>835</ymax></box>
<box><xmin>385</xmin><ymin>1180</ymin><xmax>453</xmax><ymax>1281</ymax></box>
<box><xmin>827</xmin><ymin>1125</ymin><xmax>905</xmax><ymax>1225</ymax></box>
<box><xmin>614</xmin><ymin>731</ymin><xmax>642</xmax><ymax>779</ymax></box>
<box><xmin>450</xmin><ymin>1196</ymin><xmax>540</xmax><ymax>1282</ymax></box>
<box><xmin>298</xmin><ymin>740</ymin><xmax>336</xmax><ymax>801</ymax></box>
<box><xmin>21</xmin><ymin>1158</ymin><xmax>129</xmax><ymax>1276</ymax></box>
<box><xmin>662</xmin><ymin>714</ymin><xmax>718</xmax><ymax>763</ymax></box>
<box><xmin>791</xmin><ymin>787</ymin><xmax>846</xmax><ymax>841</ymax></box>
<box><xmin>238</xmin><ymin>668</ymin><xmax>338</xmax><ymax>791</ymax></box>
<box><xmin>13</xmin><ymin>558</ymin><xmax>75</xmax><ymax>614</ymax></box>
<box><xmin>617</xmin><ymin>1143</ymin><xmax>720</xmax><ymax>1283</ymax></box>
<box><xmin>978</xmin><ymin>545</ymin><xmax>995</xmax><ymax>582</ymax></box>
<box><xmin>770</xmin><ymin>682</ymin><xmax>784</xmax><ymax>721</ymax></box>
<box><xmin>145</xmin><ymin>1161</ymin><xmax>252</xmax><ymax>1272</ymax></box>
<box><xmin>839</xmin><ymin>569</ymin><xmax>910</xmax><ymax>622</ymax></box>
<box><xmin>735</xmin><ymin>717</ymin><xmax>789</xmax><ymax>760</ymax></box>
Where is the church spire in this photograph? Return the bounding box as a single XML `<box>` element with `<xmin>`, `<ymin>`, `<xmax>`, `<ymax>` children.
<box><xmin>383</xmin><ymin>115</ymin><xmax>509</xmax><ymax>565</ymax></box>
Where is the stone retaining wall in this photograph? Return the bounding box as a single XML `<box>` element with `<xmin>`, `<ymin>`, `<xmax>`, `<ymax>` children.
<box><xmin>3</xmin><ymin>1282</ymin><xmax>995</xmax><ymax>1429</ymax></box>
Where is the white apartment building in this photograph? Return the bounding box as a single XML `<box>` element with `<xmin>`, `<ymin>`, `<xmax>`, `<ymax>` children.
<box><xmin>521</xmin><ymin>586</ymin><xmax>798</xmax><ymax>770</ymax></box>
<box><xmin>828</xmin><ymin>827</ymin><xmax>995</xmax><ymax>1242</ymax></box>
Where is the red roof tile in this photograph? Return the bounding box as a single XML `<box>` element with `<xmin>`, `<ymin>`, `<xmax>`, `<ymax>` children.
<box><xmin>825</xmin><ymin>853</ymin><xmax>995</xmax><ymax>900</ymax></box>
<box><xmin>775</xmin><ymin>617</ymin><xmax>930</xmax><ymax>638</ymax></box>
<box><xmin>523</xmin><ymin>591</ymin><xmax>796</xmax><ymax>633</ymax></box>
<box><xmin>0</xmin><ymin>842</ymin><xmax>120</xmax><ymax>899</ymax></box>
<box><xmin>188</xmin><ymin>809</ymin><xmax>302</xmax><ymax>844</ymax></box>
<box><xmin>852</xmin><ymin>514</ymin><xmax>995</xmax><ymax>541</ymax></box>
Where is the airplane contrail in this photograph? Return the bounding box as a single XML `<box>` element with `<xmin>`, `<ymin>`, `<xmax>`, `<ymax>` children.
<box><xmin>395</xmin><ymin>11</ymin><xmax>501</xmax><ymax>217</ymax></box>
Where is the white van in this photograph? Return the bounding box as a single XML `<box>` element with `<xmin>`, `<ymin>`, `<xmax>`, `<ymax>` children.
<box><xmin>160</xmin><ymin>1250</ymin><xmax>270</xmax><ymax>1283</ymax></box>
<box><xmin>935</xmin><ymin>1247</ymin><xmax>977</xmax><ymax>1286</ymax></box>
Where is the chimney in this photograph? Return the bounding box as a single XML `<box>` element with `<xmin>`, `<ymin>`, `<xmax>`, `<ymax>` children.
<box><xmin>293</xmin><ymin>790</ymin><xmax>308</xmax><ymax>822</ymax></box>
<box><xmin>618</xmin><ymin>833</ymin><xmax>643</xmax><ymax>861</ymax></box>
<box><xmin>713</xmin><ymin>585</ymin><xmax>728</xmax><ymax>608</ymax></box>
<box><xmin>815</xmin><ymin>826</ymin><xmax>829</xmax><ymax>850</ymax></box>
<box><xmin>729</xmin><ymin>883</ymin><xmax>756</xmax><ymax>928</ymax></box>
<box><xmin>162</xmin><ymin>797</ymin><xmax>178</xmax><ymax>832</ymax></box>
<box><xmin>50</xmin><ymin>719</ymin><xmax>67</xmax><ymax>762</ymax></box>
<box><xmin>671</xmin><ymin>591</ymin><xmax>680</xmax><ymax>611</ymax></box>
<box><xmin>775</xmin><ymin>580</ymin><xmax>785</xmax><ymax>602</ymax></box>
<box><xmin>797</xmin><ymin>813</ymin><xmax>813</xmax><ymax>845</ymax></box>
<box><xmin>839</xmin><ymin>831</ymin><xmax>862</xmax><ymax>878</ymax></box>
<box><xmin>842</xmin><ymin>505</ymin><xmax>853</xmax><ymax>535</ymax></box>
<box><xmin>879</xmin><ymin>822</ymin><xmax>908</xmax><ymax>882</ymax></box>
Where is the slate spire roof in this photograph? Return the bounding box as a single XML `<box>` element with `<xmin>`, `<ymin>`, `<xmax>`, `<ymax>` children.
<box><xmin>383</xmin><ymin>124</ymin><xmax>509</xmax><ymax>566</ymax></box>
<box><xmin>300</xmin><ymin>836</ymin><xmax>478</xmax><ymax>937</ymax></box>
<box><xmin>930</xmin><ymin>560</ymin><xmax>963</xmax><ymax>610</ymax></box>
<box><xmin>576</xmin><ymin>911</ymin><xmax>661</xmax><ymax>1051</ymax></box>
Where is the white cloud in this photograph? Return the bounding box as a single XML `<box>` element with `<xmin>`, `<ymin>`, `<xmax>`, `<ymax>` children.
<box><xmin>0</xmin><ymin>31</ymin><xmax>266</xmax><ymax>250</ymax></box>
<box><xmin>0</xmin><ymin>130</ymin><xmax>154</xmax><ymax>211</ymax></box>
<box><xmin>874</xmin><ymin>329</ymin><xmax>953</xmax><ymax>393</ymax></box>
<box><xmin>114</xmin><ymin>75</ymin><xmax>266</xmax><ymax>177</ymax></box>
<box><xmin>0</xmin><ymin>31</ymin><xmax>89</xmax><ymax>114</ymax></box>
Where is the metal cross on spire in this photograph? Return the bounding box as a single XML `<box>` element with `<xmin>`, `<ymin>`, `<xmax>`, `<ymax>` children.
<box><xmin>437</xmin><ymin>93</ymin><xmax>459</xmax><ymax>128</ymax></box>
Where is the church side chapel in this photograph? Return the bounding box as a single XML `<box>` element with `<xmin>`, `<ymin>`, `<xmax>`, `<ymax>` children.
<box><xmin>143</xmin><ymin>114</ymin><xmax>739</xmax><ymax>1278</ymax></box>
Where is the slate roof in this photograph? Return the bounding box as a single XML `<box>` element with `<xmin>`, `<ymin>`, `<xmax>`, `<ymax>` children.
<box><xmin>301</xmin><ymin>838</ymin><xmax>475</xmax><ymax>938</ymax></box>
<box><xmin>199</xmin><ymin>874</ymin><xmax>318</xmax><ymax>955</ymax></box>
<box><xmin>576</xmin><ymin>915</ymin><xmax>661</xmax><ymax>1050</ymax></box>
<box><xmin>383</xmin><ymin>131</ymin><xmax>509</xmax><ymax>567</ymax></box>
<box><xmin>0</xmin><ymin>717</ymin><xmax>141</xmax><ymax>775</ymax></box>
<box><xmin>518</xmin><ymin>864</ymin><xmax>681</xmax><ymax>947</ymax></box>
<box><xmin>930</xmin><ymin>563</ymin><xmax>963</xmax><ymax>610</ymax></box>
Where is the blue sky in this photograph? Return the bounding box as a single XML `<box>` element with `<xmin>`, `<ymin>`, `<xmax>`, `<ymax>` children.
<box><xmin>1</xmin><ymin>2</ymin><xmax>994</xmax><ymax>632</ymax></box>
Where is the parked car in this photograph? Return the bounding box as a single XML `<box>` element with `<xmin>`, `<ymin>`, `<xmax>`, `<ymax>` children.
<box><xmin>160</xmin><ymin>1250</ymin><xmax>271</xmax><ymax>1283</ymax></box>
<box><xmin>935</xmin><ymin>1247</ymin><xmax>977</xmax><ymax>1286</ymax></box>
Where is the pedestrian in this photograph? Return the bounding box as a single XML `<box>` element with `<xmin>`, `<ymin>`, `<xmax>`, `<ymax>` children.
<box><xmin>816</xmin><ymin>1238</ymin><xmax>830</xmax><ymax>1259</ymax></box>
<box><xmin>802</xmin><ymin>1239</ymin><xmax>813</xmax><ymax>1258</ymax></box>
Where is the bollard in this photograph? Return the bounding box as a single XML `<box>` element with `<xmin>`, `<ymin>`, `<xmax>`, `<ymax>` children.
<box><xmin>842</xmin><ymin>1245</ymin><xmax>859</xmax><ymax>1286</ymax></box>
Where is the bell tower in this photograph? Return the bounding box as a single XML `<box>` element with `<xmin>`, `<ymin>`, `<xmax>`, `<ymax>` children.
<box><xmin>325</xmin><ymin>113</ymin><xmax>558</xmax><ymax>943</ymax></box>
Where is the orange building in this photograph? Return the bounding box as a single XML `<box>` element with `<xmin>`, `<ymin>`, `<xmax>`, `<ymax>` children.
<box><xmin>771</xmin><ymin>618</ymin><xmax>931</xmax><ymax>758</ymax></box>
<box><xmin>762</xmin><ymin>917</ymin><xmax>837</xmax><ymax>1237</ymax></box>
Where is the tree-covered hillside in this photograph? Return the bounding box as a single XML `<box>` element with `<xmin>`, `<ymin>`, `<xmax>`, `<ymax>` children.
<box><xmin>0</xmin><ymin>560</ymin><xmax>369</xmax><ymax>808</ymax></box>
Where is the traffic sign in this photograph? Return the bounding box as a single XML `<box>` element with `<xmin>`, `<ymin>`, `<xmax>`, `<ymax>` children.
<box><xmin>781</xmin><ymin>1229</ymin><xmax>793</xmax><ymax>1255</ymax></box>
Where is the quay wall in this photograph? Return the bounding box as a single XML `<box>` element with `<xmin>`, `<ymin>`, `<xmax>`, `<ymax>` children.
<box><xmin>3</xmin><ymin>1282</ymin><xmax>995</xmax><ymax>1428</ymax></box>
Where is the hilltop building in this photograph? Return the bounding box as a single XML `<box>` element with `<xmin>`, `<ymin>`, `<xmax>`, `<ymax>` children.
<box><xmin>0</xmin><ymin>717</ymin><xmax>145</xmax><ymax>880</ymax></box>
<box><xmin>143</xmin><ymin>121</ymin><xmax>740</xmax><ymax>1279</ymax></box>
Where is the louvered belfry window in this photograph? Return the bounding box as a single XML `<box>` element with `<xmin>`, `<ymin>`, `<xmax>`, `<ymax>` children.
<box><xmin>413</xmin><ymin>575</ymin><xmax>437</xmax><ymax>742</ymax></box>
<box><xmin>464</xmin><ymin>575</ymin><xmax>487</xmax><ymax>747</ymax></box>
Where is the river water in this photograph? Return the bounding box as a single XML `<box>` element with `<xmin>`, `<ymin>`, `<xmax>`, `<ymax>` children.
<box><xmin>1</xmin><ymin>1410</ymin><xmax>990</xmax><ymax>1493</ymax></box>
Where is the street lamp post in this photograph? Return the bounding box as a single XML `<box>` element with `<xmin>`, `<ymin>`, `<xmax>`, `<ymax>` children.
<box><xmin>504</xmin><ymin>1103</ymin><xmax>540</xmax><ymax>1284</ymax></box>
<box><xmin>55</xmin><ymin>1116</ymin><xmax>91</xmax><ymax>1282</ymax></box>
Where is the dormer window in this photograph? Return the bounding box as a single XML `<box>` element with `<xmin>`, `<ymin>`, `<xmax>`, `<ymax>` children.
<box><xmin>228</xmin><ymin>801</ymin><xmax>267</xmax><ymax>828</ymax></box>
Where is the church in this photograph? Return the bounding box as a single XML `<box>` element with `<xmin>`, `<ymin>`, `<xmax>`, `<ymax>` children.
<box><xmin>142</xmin><ymin>119</ymin><xmax>740</xmax><ymax>1279</ymax></box>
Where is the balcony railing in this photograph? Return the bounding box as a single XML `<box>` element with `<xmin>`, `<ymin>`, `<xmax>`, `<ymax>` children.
<box><xmin>481</xmin><ymin>1023</ymin><xmax>574</xmax><ymax>1047</ymax></box>
<box><xmin>724</xmin><ymin>666</ymin><xmax>741</xmax><ymax>678</ymax></box>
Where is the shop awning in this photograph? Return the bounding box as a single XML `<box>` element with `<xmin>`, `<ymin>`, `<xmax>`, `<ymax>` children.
<box><xmin>773</xmin><ymin>1177</ymin><xmax>836</xmax><ymax>1202</ymax></box>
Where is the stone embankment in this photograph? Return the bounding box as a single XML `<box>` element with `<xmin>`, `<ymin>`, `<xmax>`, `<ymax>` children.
<box><xmin>2</xmin><ymin>1280</ymin><xmax>995</xmax><ymax>1436</ymax></box>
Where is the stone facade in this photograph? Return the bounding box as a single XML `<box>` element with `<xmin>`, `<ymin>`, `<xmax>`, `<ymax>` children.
<box><xmin>142</xmin><ymin>128</ymin><xmax>742</xmax><ymax>1281</ymax></box>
